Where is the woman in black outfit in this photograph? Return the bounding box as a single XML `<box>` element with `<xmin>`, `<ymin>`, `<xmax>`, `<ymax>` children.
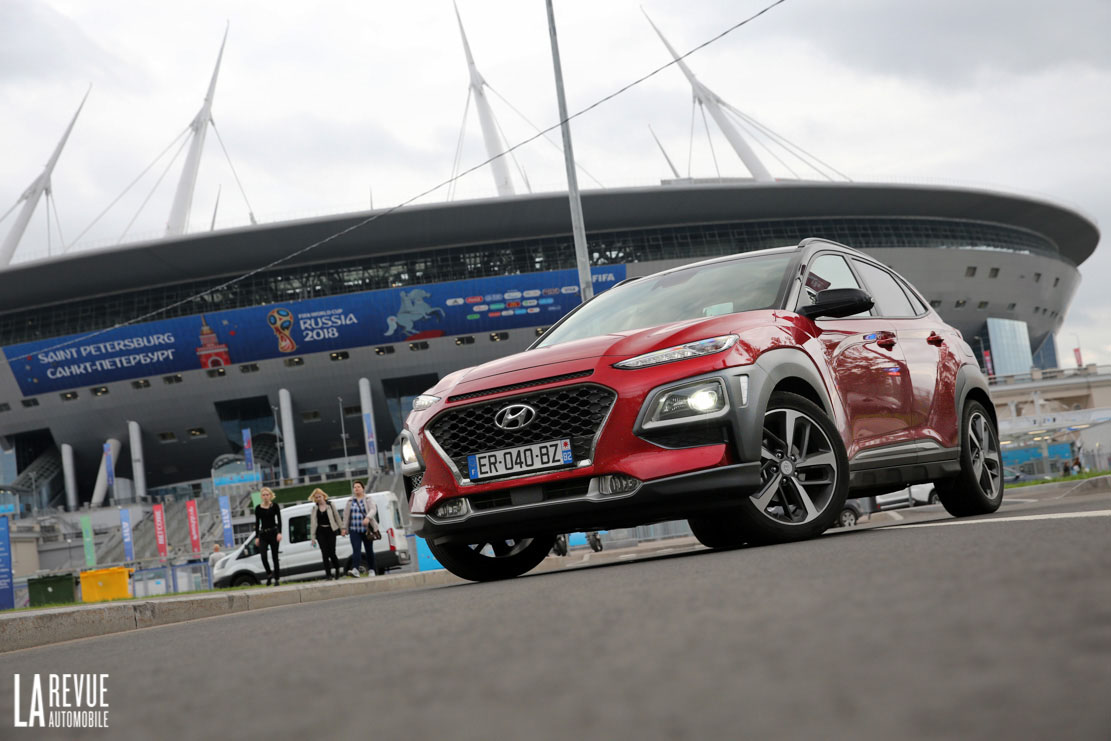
<box><xmin>309</xmin><ymin>488</ymin><xmax>342</xmax><ymax>579</ymax></box>
<box><xmin>254</xmin><ymin>487</ymin><xmax>282</xmax><ymax>585</ymax></box>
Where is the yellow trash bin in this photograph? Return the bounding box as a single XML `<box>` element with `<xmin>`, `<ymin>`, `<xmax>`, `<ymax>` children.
<box><xmin>80</xmin><ymin>567</ymin><xmax>133</xmax><ymax>602</ymax></box>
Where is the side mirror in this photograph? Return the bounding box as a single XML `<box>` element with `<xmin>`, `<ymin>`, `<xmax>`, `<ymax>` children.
<box><xmin>798</xmin><ymin>288</ymin><xmax>874</xmax><ymax>320</ymax></box>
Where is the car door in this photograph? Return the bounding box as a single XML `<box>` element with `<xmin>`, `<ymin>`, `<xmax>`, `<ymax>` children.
<box><xmin>852</xmin><ymin>260</ymin><xmax>960</xmax><ymax>450</ymax></box>
<box><xmin>797</xmin><ymin>253</ymin><xmax>915</xmax><ymax>458</ymax></box>
<box><xmin>282</xmin><ymin>510</ymin><xmax>319</xmax><ymax>577</ymax></box>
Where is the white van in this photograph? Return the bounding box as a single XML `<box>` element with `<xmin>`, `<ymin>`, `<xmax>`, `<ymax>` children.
<box><xmin>213</xmin><ymin>492</ymin><xmax>411</xmax><ymax>587</ymax></box>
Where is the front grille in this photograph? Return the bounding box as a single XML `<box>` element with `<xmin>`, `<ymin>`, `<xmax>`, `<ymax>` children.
<box><xmin>468</xmin><ymin>479</ymin><xmax>592</xmax><ymax>512</ymax></box>
<box><xmin>447</xmin><ymin>370</ymin><xmax>594</xmax><ymax>402</ymax></box>
<box><xmin>428</xmin><ymin>383</ymin><xmax>616</xmax><ymax>479</ymax></box>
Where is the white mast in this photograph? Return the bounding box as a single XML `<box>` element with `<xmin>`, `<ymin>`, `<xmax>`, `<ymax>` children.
<box><xmin>644</xmin><ymin>12</ymin><xmax>773</xmax><ymax>182</ymax></box>
<box><xmin>454</xmin><ymin>2</ymin><xmax>515</xmax><ymax>196</ymax></box>
<box><xmin>0</xmin><ymin>88</ymin><xmax>89</xmax><ymax>267</ymax></box>
<box><xmin>166</xmin><ymin>26</ymin><xmax>228</xmax><ymax>236</ymax></box>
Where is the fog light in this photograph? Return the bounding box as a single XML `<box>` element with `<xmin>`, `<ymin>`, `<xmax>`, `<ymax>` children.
<box><xmin>401</xmin><ymin>437</ymin><xmax>417</xmax><ymax>465</ymax></box>
<box><xmin>599</xmin><ymin>474</ymin><xmax>640</xmax><ymax>496</ymax></box>
<box><xmin>435</xmin><ymin>498</ymin><xmax>470</xmax><ymax>519</ymax></box>
<box><xmin>688</xmin><ymin>388</ymin><xmax>721</xmax><ymax>412</ymax></box>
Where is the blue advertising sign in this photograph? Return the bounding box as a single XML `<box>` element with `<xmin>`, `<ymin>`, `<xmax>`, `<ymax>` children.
<box><xmin>363</xmin><ymin>413</ymin><xmax>376</xmax><ymax>466</ymax></box>
<box><xmin>104</xmin><ymin>443</ymin><xmax>115</xmax><ymax>487</ymax></box>
<box><xmin>3</xmin><ymin>265</ymin><xmax>625</xmax><ymax>395</ymax></box>
<box><xmin>242</xmin><ymin>429</ymin><xmax>254</xmax><ymax>471</ymax></box>
<box><xmin>0</xmin><ymin>516</ymin><xmax>13</xmax><ymax>611</ymax></box>
<box><xmin>119</xmin><ymin>508</ymin><xmax>134</xmax><ymax>562</ymax></box>
<box><xmin>218</xmin><ymin>495</ymin><xmax>234</xmax><ymax>548</ymax></box>
<box><xmin>213</xmin><ymin>470</ymin><xmax>262</xmax><ymax>487</ymax></box>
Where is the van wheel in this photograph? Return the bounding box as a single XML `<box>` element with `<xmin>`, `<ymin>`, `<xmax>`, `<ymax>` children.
<box><xmin>837</xmin><ymin>507</ymin><xmax>858</xmax><ymax>528</ymax></box>
<box><xmin>936</xmin><ymin>401</ymin><xmax>1003</xmax><ymax>517</ymax></box>
<box><xmin>231</xmin><ymin>573</ymin><xmax>258</xmax><ymax>587</ymax></box>
<box><xmin>428</xmin><ymin>535</ymin><xmax>556</xmax><ymax>582</ymax></box>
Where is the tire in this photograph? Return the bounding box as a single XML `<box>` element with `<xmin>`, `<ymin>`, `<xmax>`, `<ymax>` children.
<box><xmin>689</xmin><ymin>515</ymin><xmax>746</xmax><ymax>549</ymax></box>
<box><xmin>428</xmin><ymin>534</ymin><xmax>556</xmax><ymax>582</ymax></box>
<box><xmin>693</xmin><ymin>392</ymin><xmax>849</xmax><ymax>546</ymax></box>
<box><xmin>928</xmin><ymin>489</ymin><xmax>940</xmax><ymax>504</ymax></box>
<box><xmin>737</xmin><ymin>391</ymin><xmax>849</xmax><ymax>544</ymax></box>
<box><xmin>552</xmin><ymin>534</ymin><xmax>569</xmax><ymax>557</ymax></box>
<box><xmin>837</xmin><ymin>507</ymin><xmax>858</xmax><ymax>528</ymax></box>
<box><xmin>231</xmin><ymin>573</ymin><xmax>258</xmax><ymax>587</ymax></box>
<box><xmin>936</xmin><ymin>400</ymin><xmax>1004</xmax><ymax>517</ymax></box>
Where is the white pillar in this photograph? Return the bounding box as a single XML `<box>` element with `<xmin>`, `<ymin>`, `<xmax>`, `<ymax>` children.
<box><xmin>359</xmin><ymin>378</ymin><xmax>379</xmax><ymax>473</ymax></box>
<box><xmin>90</xmin><ymin>438</ymin><xmax>121</xmax><ymax>507</ymax></box>
<box><xmin>279</xmin><ymin>388</ymin><xmax>299</xmax><ymax>481</ymax></box>
<box><xmin>128</xmin><ymin>421</ymin><xmax>147</xmax><ymax>500</ymax></box>
<box><xmin>61</xmin><ymin>443</ymin><xmax>78</xmax><ymax>511</ymax></box>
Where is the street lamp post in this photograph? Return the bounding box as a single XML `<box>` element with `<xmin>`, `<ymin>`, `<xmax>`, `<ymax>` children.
<box><xmin>338</xmin><ymin>396</ymin><xmax>350</xmax><ymax>478</ymax></box>
<box><xmin>271</xmin><ymin>405</ymin><xmax>285</xmax><ymax>484</ymax></box>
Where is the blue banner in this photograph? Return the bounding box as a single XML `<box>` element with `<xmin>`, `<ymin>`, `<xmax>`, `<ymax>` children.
<box><xmin>3</xmin><ymin>265</ymin><xmax>625</xmax><ymax>395</ymax></box>
<box><xmin>214</xmin><ymin>470</ymin><xmax>262</xmax><ymax>487</ymax></box>
<box><xmin>104</xmin><ymin>443</ymin><xmax>114</xmax><ymax>487</ymax></box>
<box><xmin>219</xmin><ymin>495</ymin><xmax>234</xmax><ymax>548</ymax></box>
<box><xmin>363</xmin><ymin>413</ymin><xmax>376</xmax><ymax>466</ymax></box>
<box><xmin>242</xmin><ymin>429</ymin><xmax>254</xmax><ymax>471</ymax></box>
<box><xmin>119</xmin><ymin>508</ymin><xmax>134</xmax><ymax>562</ymax></box>
<box><xmin>0</xmin><ymin>516</ymin><xmax>13</xmax><ymax>611</ymax></box>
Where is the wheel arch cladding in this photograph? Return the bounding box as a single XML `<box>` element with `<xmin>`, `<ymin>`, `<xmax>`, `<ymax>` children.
<box><xmin>738</xmin><ymin>349</ymin><xmax>835</xmax><ymax>462</ymax></box>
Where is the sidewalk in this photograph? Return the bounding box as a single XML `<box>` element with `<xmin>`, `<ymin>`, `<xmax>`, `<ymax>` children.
<box><xmin>1</xmin><ymin>537</ymin><xmax>697</xmax><ymax>654</ymax></box>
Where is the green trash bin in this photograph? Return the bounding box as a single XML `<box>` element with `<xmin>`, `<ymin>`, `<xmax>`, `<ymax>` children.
<box><xmin>28</xmin><ymin>574</ymin><xmax>77</xmax><ymax>607</ymax></box>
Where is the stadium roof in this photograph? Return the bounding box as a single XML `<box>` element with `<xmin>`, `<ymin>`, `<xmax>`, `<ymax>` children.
<box><xmin>0</xmin><ymin>180</ymin><xmax>1098</xmax><ymax>314</ymax></box>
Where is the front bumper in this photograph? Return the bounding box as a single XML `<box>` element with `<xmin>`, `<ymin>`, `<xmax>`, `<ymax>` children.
<box><xmin>412</xmin><ymin>462</ymin><xmax>763</xmax><ymax>545</ymax></box>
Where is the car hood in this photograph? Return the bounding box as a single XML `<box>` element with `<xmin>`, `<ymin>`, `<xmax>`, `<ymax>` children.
<box><xmin>448</xmin><ymin>313</ymin><xmax>775</xmax><ymax>388</ymax></box>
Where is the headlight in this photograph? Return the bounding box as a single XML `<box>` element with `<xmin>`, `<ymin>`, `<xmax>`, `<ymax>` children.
<box><xmin>412</xmin><ymin>394</ymin><xmax>441</xmax><ymax>411</ymax></box>
<box><xmin>401</xmin><ymin>437</ymin><xmax>417</xmax><ymax>465</ymax></box>
<box><xmin>614</xmin><ymin>335</ymin><xmax>737</xmax><ymax>369</ymax></box>
<box><xmin>646</xmin><ymin>380</ymin><xmax>728</xmax><ymax>424</ymax></box>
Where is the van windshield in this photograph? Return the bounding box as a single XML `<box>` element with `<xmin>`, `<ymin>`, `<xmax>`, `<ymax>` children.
<box><xmin>536</xmin><ymin>252</ymin><xmax>793</xmax><ymax>347</ymax></box>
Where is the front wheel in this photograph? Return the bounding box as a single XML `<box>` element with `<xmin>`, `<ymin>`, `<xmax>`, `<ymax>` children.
<box><xmin>428</xmin><ymin>535</ymin><xmax>556</xmax><ymax>582</ymax></box>
<box><xmin>936</xmin><ymin>401</ymin><xmax>1003</xmax><ymax>517</ymax></box>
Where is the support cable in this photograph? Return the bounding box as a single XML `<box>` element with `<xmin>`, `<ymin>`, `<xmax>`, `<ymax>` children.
<box><xmin>118</xmin><ymin>132</ymin><xmax>192</xmax><ymax>243</ymax></box>
<box><xmin>448</xmin><ymin>88</ymin><xmax>473</xmax><ymax>201</ymax></box>
<box><xmin>211</xmin><ymin>120</ymin><xmax>257</xmax><ymax>224</ymax></box>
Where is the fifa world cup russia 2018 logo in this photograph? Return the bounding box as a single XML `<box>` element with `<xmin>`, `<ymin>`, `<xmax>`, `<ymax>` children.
<box><xmin>267</xmin><ymin>307</ymin><xmax>297</xmax><ymax>353</ymax></box>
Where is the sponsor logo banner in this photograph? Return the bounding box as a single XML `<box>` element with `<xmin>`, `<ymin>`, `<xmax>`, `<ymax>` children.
<box><xmin>241</xmin><ymin>429</ymin><xmax>254</xmax><ymax>471</ymax></box>
<box><xmin>185</xmin><ymin>500</ymin><xmax>201</xmax><ymax>554</ymax></box>
<box><xmin>2</xmin><ymin>266</ymin><xmax>624</xmax><ymax>395</ymax></box>
<box><xmin>119</xmin><ymin>509</ymin><xmax>134</xmax><ymax>562</ymax></box>
<box><xmin>152</xmin><ymin>504</ymin><xmax>168</xmax><ymax>558</ymax></box>
<box><xmin>218</xmin><ymin>496</ymin><xmax>234</xmax><ymax>548</ymax></box>
<box><xmin>103</xmin><ymin>443</ymin><xmax>114</xmax><ymax>487</ymax></box>
<box><xmin>0</xmin><ymin>516</ymin><xmax>13</xmax><ymax>611</ymax></box>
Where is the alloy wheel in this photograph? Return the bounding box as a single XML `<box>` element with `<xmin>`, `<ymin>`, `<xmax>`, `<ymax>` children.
<box><xmin>754</xmin><ymin>408</ymin><xmax>839</xmax><ymax>525</ymax></box>
<box><xmin>968</xmin><ymin>412</ymin><xmax>1002</xmax><ymax>500</ymax></box>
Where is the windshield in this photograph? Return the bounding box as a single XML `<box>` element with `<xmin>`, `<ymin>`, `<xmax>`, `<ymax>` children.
<box><xmin>536</xmin><ymin>252</ymin><xmax>794</xmax><ymax>347</ymax></box>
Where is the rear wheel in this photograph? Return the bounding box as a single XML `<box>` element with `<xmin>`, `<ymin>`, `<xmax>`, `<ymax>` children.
<box><xmin>936</xmin><ymin>401</ymin><xmax>1003</xmax><ymax>517</ymax></box>
<box><xmin>428</xmin><ymin>534</ymin><xmax>556</xmax><ymax>582</ymax></box>
<box><xmin>231</xmin><ymin>573</ymin><xmax>258</xmax><ymax>587</ymax></box>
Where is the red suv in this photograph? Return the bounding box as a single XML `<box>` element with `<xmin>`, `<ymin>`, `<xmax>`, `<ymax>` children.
<box><xmin>400</xmin><ymin>239</ymin><xmax>1003</xmax><ymax>581</ymax></box>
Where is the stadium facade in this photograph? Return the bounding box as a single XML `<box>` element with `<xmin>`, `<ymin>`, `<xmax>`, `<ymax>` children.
<box><xmin>0</xmin><ymin>179</ymin><xmax>1099</xmax><ymax>513</ymax></box>
<box><xmin>0</xmin><ymin>17</ymin><xmax>1100</xmax><ymax>514</ymax></box>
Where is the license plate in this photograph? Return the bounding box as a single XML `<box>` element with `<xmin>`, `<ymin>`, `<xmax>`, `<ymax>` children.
<box><xmin>467</xmin><ymin>439</ymin><xmax>573</xmax><ymax>480</ymax></box>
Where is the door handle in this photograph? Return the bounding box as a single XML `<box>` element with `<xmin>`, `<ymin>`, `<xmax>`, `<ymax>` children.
<box><xmin>927</xmin><ymin>332</ymin><xmax>945</xmax><ymax>346</ymax></box>
<box><xmin>877</xmin><ymin>336</ymin><xmax>897</xmax><ymax>350</ymax></box>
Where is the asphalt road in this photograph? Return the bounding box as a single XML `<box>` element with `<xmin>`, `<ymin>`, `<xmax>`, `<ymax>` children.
<box><xmin>3</xmin><ymin>488</ymin><xmax>1110</xmax><ymax>740</ymax></box>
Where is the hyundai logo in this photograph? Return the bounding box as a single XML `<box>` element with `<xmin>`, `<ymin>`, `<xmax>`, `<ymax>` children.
<box><xmin>494</xmin><ymin>404</ymin><xmax>537</xmax><ymax>430</ymax></box>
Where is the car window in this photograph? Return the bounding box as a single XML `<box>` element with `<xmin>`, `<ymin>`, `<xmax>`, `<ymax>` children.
<box><xmin>536</xmin><ymin>252</ymin><xmax>794</xmax><ymax>347</ymax></box>
<box><xmin>288</xmin><ymin>514</ymin><xmax>311</xmax><ymax>544</ymax></box>
<box><xmin>797</xmin><ymin>254</ymin><xmax>870</xmax><ymax>318</ymax></box>
<box><xmin>900</xmin><ymin>279</ymin><xmax>929</xmax><ymax>315</ymax></box>
<box><xmin>853</xmin><ymin>261</ymin><xmax>916</xmax><ymax>317</ymax></box>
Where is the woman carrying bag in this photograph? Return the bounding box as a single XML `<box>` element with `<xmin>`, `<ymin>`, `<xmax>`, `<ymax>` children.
<box><xmin>309</xmin><ymin>488</ymin><xmax>342</xmax><ymax>580</ymax></box>
<box><xmin>341</xmin><ymin>480</ymin><xmax>380</xmax><ymax>576</ymax></box>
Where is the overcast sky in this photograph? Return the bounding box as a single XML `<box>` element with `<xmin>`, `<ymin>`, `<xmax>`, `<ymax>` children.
<box><xmin>1</xmin><ymin>0</ymin><xmax>1109</xmax><ymax>362</ymax></box>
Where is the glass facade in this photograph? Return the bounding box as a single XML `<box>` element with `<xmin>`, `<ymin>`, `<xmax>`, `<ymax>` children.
<box><xmin>0</xmin><ymin>217</ymin><xmax>1059</xmax><ymax>346</ymax></box>
<box><xmin>1032</xmin><ymin>333</ymin><xmax>1059</xmax><ymax>370</ymax></box>
<box><xmin>981</xmin><ymin>318</ymin><xmax>1035</xmax><ymax>377</ymax></box>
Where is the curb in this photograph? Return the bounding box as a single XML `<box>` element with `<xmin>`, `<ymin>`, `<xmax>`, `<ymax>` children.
<box><xmin>0</xmin><ymin>569</ymin><xmax>464</xmax><ymax>654</ymax></box>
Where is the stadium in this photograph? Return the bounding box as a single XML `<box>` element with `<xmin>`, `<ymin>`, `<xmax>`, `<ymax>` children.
<box><xmin>0</xmin><ymin>18</ymin><xmax>1100</xmax><ymax>518</ymax></box>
